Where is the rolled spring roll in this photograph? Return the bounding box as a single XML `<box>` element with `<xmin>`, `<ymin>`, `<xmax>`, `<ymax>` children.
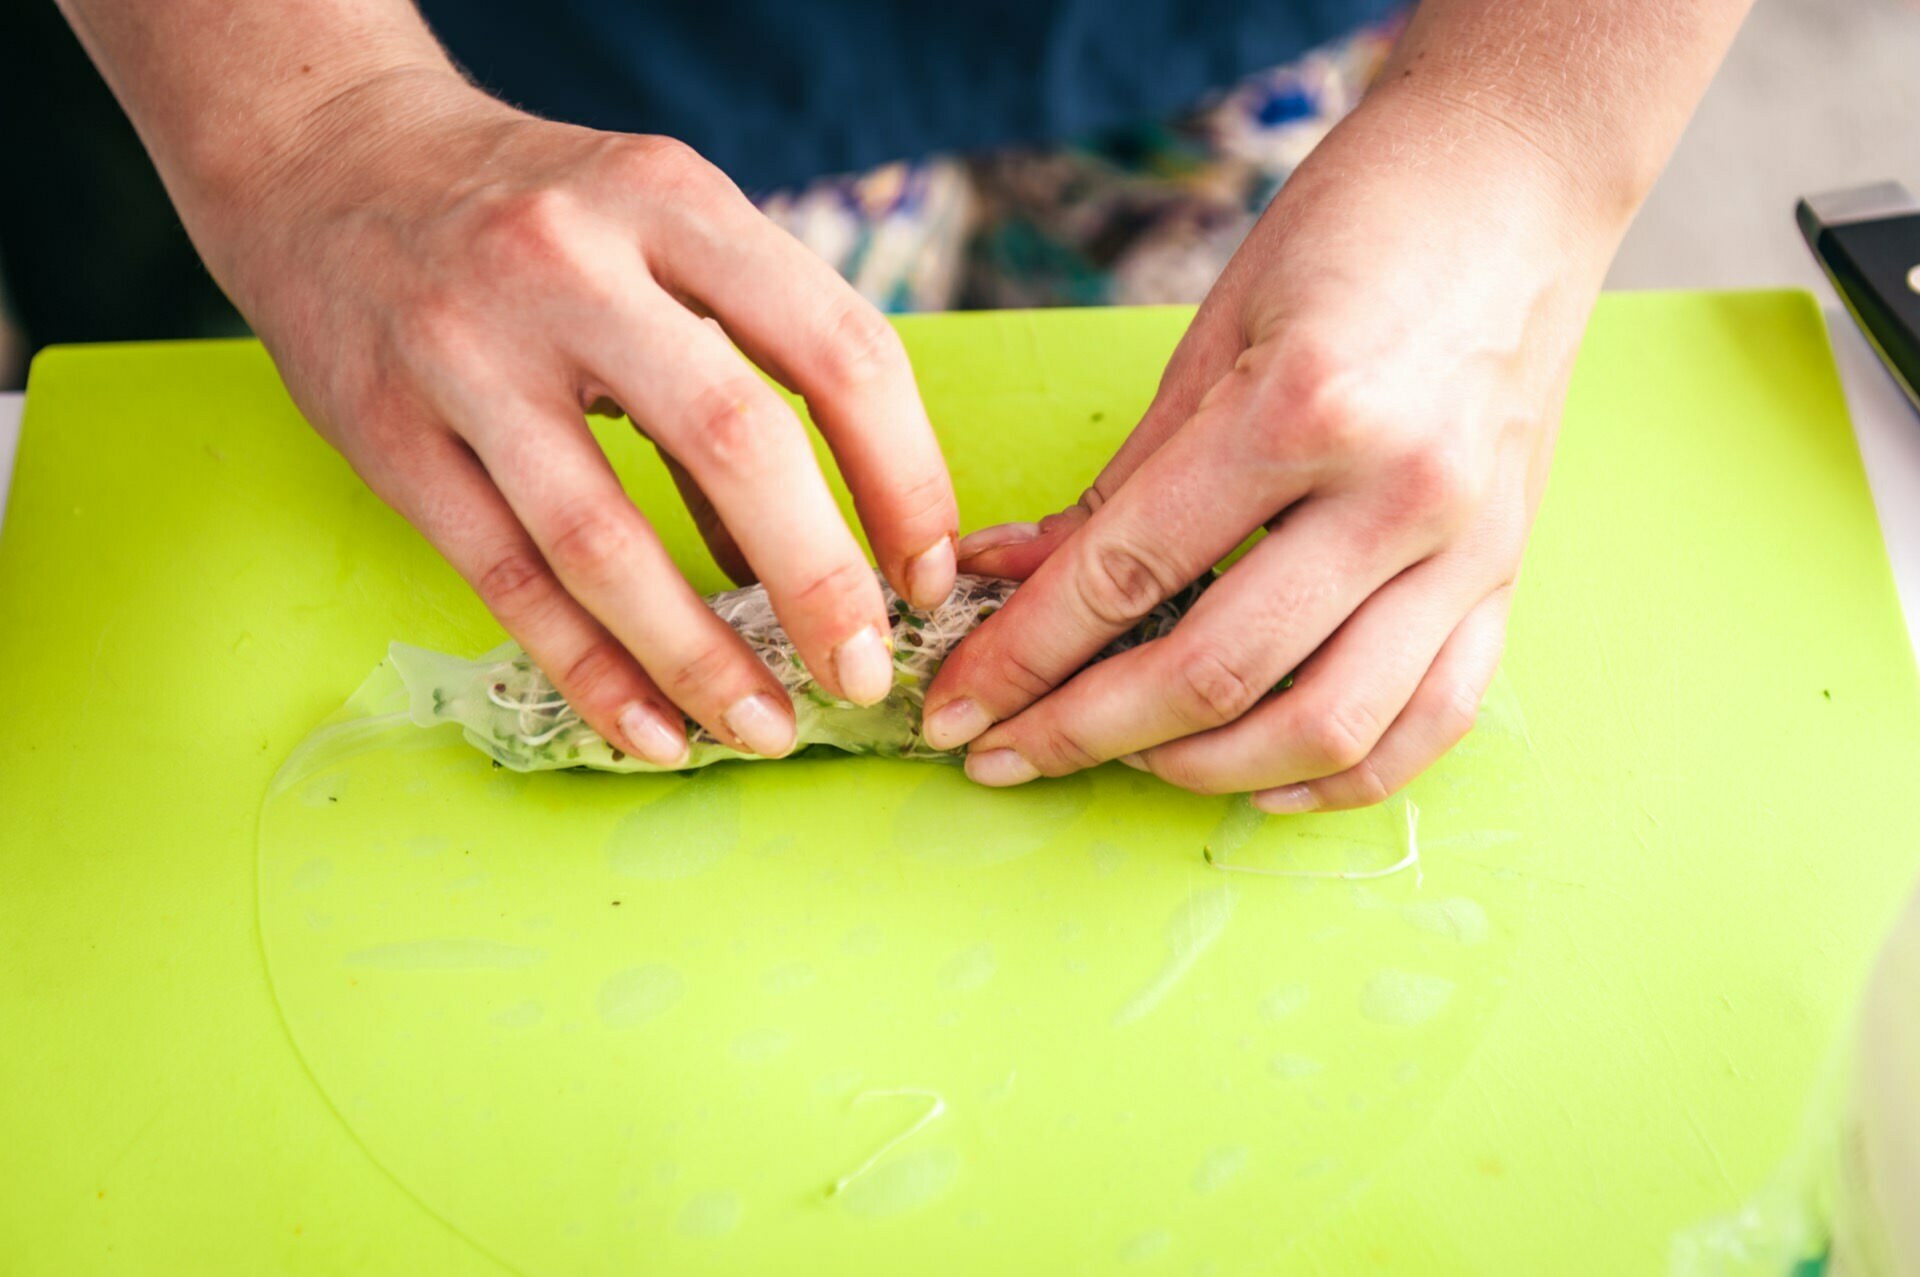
<box><xmin>391</xmin><ymin>572</ymin><xmax>1211</xmax><ymax>773</ymax></box>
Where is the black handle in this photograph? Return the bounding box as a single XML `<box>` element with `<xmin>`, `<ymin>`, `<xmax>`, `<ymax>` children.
<box><xmin>1803</xmin><ymin>208</ymin><xmax>1920</xmax><ymax>407</ymax></box>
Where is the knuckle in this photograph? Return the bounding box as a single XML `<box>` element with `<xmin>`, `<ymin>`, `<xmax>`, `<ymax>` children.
<box><xmin>559</xmin><ymin>641</ymin><xmax>634</xmax><ymax>712</ymax></box>
<box><xmin>789</xmin><ymin>557</ymin><xmax>881</xmax><ymax>633</ymax></box>
<box><xmin>611</xmin><ymin>136</ymin><xmax>717</xmax><ymax>197</ymax></box>
<box><xmin>815</xmin><ymin>298</ymin><xmax>907</xmax><ymax>393</ymax></box>
<box><xmin>1298</xmin><ymin>697</ymin><xmax>1381</xmax><ymax>774</ymax></box>
<box><xmin>1145</xmin><ymin>750</ymin><xmax>1222</xmax><ymax>797</ymax></box>
<box><xmin>887</xmin><ymin>466</ymin><xmax>959</xmax><ymax>534</ymax></box>
<box><xmin>474</xmin><ymin>188</ymin><xmax>580</xmax><ymax>273</ymax></box>
<box><xmin>1075</xmin><ymin>536</ymin><xmax>1181</xmax><ymax>629</ymax></box>
<box><xmin>659</xmin><ymin>639</ymin><xmax>739</xmax><ymax>705</ymax></box>
<box><xmin>996</xmin><ymin>647</ymin><xmax>1058</xmax><ymax>702</ymax></box>
<box><xmin>1289</xmin><ymin>376</ymin><xmax>1373</xmax><ymax>457</ymax></box>
<box><xmin>686</xmin><ymin>378</ymin><xmax>784</xmax><ymax>474</ymax></box>
<box><xmin>474</xmin><ymin>548</ymin><xmax>556</xmax><ymax>620</ymax></box>
<box><xmin>1024</xmin><ymin>722</ymin><xmax>1102</xmax><ymax>774</ymax></box>
<box><xmin>393</xmin><ymin>293</ymin><xmax>477</xmax><ymax>370</ymax></box>
<box><xmin>1252</xmin><ymin>339</ymin><xmax>1365</xmax><ymax>452</ymax></box>
<box><xmin>1334</xmin><ymin>757</ymin><xmax>1395</xmax><ymax>808</ymax></box>
<box><xmin>1171</xmin><ymin>641</ymin><xmax>1263</xmax><ymax>728</ymax></box>
<box><xmin>1435</xmin><ymin>681</ymin><xmax>1483</xmax><ymax>745</ymax></box>
<box><xmin>544</xmin><ymin>506</ymin><xmax>637</xmax><ymax>583</ymax></box>
<box><xmin>1395</xmin><ymin>446</ymin><xmax>1484</xmax><ymax>525</ymax></box>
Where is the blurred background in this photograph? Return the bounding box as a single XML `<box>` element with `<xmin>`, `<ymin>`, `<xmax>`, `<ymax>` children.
<box><xmin>2</xmin><ymin>0</ymin><xmax>1917</xmax><ymax>391</ymax></box>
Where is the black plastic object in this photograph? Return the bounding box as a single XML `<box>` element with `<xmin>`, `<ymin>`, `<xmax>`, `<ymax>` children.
<box><xmin>1798</xmin><ymin>182</ymin><xmax>1920</xmax><ymax>413</ymax></box>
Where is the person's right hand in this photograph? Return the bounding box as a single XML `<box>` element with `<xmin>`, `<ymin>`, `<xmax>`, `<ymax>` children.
<box><xmin>198</xmin><ymin>70</ymin><xmax>959</xmax><ymax>768</ymax></box>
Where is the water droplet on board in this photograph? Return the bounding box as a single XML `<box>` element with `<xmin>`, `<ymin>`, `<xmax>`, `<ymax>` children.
<box><xmin>939</xmin><ymin>943</ymin><xmax>997</xmax><ymax>993</ymax></box>
<box><xmin>834</xmin><ymin>1147</ymin><xmax>960</xmax><ymax>1219</ymax></box>
<box><xmin>895</xmin><ymin>769</ymin><xmax>1092</xmax><ymax>867</ymax></box>
<box><xmin>1119</xmin><ymin>1230</ymin><xmax>1173</xmax><ymax>1264</ymax></box>
<box><xmin>1402</xmin><ymin>897</ymin><xmax>1489</xmax><ymax>945</ymax></box>
<box><xmin>490</xmin><ymin>1000</ymin><xmax>544</xmax><ymax>1029</ymax></box>
<box><xmin>730</xmin><ymin>1028</ymin><xmax>792</xmax><ymax>1063</ymax></box>
<box><xmin>1270</xmin><ymin>1054</ymin><xmax>1324</xmax><ymax>1080</ymax></box>
<box><xmin>842</xmin><ymin>924</ymin><xmax>885</xmax><ymax>957</ymax></box>
<box><xmin>1192</xmin><ymin>1145</ymin><xmax>1248</xmax><ymax>1195</ymax></box>
<box><xmin>763</xmin><ymin>961</ymin><xmax>816</xmax><ymax>995</ymax></box>
<box><xmin>597</xmin><ymin>965</ymin><xmax>686</xmax><ymax>1028</ymax></box>
<box><xmin>676</xmin><ymin>1190</ymin><xmax>742</xmax><ymax>1238</ymax></box>
<box><xmin>606</xmin><ymin>772</ymin><xmax>743</xmax><ymax>880</ymax></box>
<box><xmin>344</xmin><ymin>938</ymin><xmax>545</xmax><ymax>971</ymax></box>
<box><xmin>1088</xmin><ymin>840</ymin><xmax>1127</xmax><ymax>876</ymax></box>
<box><xmin>814</xmin><ymin>1068</ymin><xmax>864</xmax><ymax>1098</ymax></box>
<box><xmin>1359</xmin><ymin>970</ymin><xmax>1455</xmax><ymax>1026</ymax></box>
<box><xmin>405</xmin><ymin>835</ymin><xmax>449</xmax><ymax>858</ymax></box>
<box><xmin>1259</xmin><ymin>984</ymin><xmax>1309</xmax><ymax>1021</ymax></box>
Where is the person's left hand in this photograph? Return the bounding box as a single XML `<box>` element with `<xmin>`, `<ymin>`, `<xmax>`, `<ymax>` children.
<box><xmin>921</xmin><ymin>91</ymin><xmax>1626</xmax><ymax>812</ymax></box>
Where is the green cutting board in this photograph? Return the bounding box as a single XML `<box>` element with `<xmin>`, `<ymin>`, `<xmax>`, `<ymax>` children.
<box><xmin>3</xmin><ymin>293</ymin><xmax>1918</xmax><ymax>1275</ymax></box>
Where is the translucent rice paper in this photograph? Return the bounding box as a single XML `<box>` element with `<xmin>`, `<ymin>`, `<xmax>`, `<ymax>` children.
<box><xmin>390</xmin><ymin>573</ymin><xmax>1209</xmax><ymax>773</ymax></box>
<box><xmin>259</xmin><ymin>655</ymin><xmax>1549</xmax><ymax>1276</ymax></box>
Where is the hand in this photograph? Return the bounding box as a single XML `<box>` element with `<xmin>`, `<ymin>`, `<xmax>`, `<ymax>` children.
<box><xmin>923</xmin><ymin>92</ymin><xmax>1625</xmax><ymax>812</ymax></box>
<box><xmin>201</xmin><ymin>71</ymin><xmax>958</xmax><ymax>767</ymax></box>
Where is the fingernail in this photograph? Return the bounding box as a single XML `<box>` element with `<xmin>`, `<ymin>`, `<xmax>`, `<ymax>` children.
<box><xmin>957</xmin><ymin>522</ymin><xmax>1041</xmax><ymax>559</ymax></box>
<box><xmin>724</xmin><ymin>693</ymin><xmax>796</xmax><ymax>758</ymax></box>
<box><xmin>904</xmin><ymin>537</ymin><xmax>957</xmax><ymax>610</ymax></box>
<box><xmin>923</xmin><ymin>697</ymin><xmax>992</xmax><ymax>750</ymax></box>
<box><xmin>1118</xmin><ymin>752</ymin><xmax>1148</xmax><ymax>772</ymax></box>
<box><xmin>618</xmin><ymin>703</ymin><xmax>689</xmax><ymax>768</ymax></box>
<box><xmin>966</xmin><ymin>748</ymin><xmax>1041</xmax><ymax>787</ymax></box>
<box><xmin>834</xmin><ymin>625</ymin><xmax>895</xmax><ymax>707</ymax></box>
<box><xmin>1252</xmin><ymin>783</ymin><xmax>1318</xmax><ymax>815</ymax></box>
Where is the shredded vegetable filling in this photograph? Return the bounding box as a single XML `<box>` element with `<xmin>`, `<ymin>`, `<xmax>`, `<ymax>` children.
<box><xmin>392</xmin><ymin>572</ymin><xmax>1210</xmax><ymax>773</ymax></box>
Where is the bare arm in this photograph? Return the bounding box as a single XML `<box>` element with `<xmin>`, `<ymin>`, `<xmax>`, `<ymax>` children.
<box><xmin>54</xmin><ymin>0</ymin><xmax>447</xmax><ymax>248</ymax></box>
<box><xmin>928</xmin><ymin>0</ymin><xmax>1754</xmax><ymax>807</ymax></box>
<box><xmin>58</xmin><ymin>0</ymin><xmax>962</xmax><ymax>768</ymax></box>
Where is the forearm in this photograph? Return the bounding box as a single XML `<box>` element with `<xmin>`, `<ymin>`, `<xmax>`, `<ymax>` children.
<box><xmin>1368</xmin><ymin>0</ymin><xmax>1754</xmax><ymax>232</ymax></box>
<box><xmin>55</xmin><ymin>0</ymin><xmax>456</xmax><ymax>228</ymax></box>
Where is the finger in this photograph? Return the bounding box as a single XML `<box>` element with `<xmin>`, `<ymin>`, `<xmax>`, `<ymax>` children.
<box><xmin>1129</xmin><ymin>555</ymin><xmax>1495</xmax><ymax>795</ymax></box>
<box><xmin>1254</xmin><ymin>586</ymin><xmax>1512</xmax><ymax>813</ymax></box>
<box><xmin>659</xmin><ymin>449</ymin><xmax>755</xmax><ymax>585</ymax></box>
<box><xmin>646</xmin><ymin>185</ymin><xmax>959</xmax><ymax>608</ymax></box>
<box><xmin>574</xmin><ymin>284</ymin><xmax>896</xmax><ymax>706</ymax></box>
<box><xmin>363</xmin><ymin>429</ymin><xmax>693</xmax><ymax>768</ymax></box>
<box><xmin>958</xmin><ymin>497</ymin><xmax>1416</xmax><ymax>785</ymax></box>
<box><xmin>955</xmin><ymin>506</ymin><xmax>1085</xmax><ymax>581</ymax></box>
<box><xmin>954</xmin><ymin>302</ymin><xmax>1246</xmax><ymax>581</ymax></box>
<box><xmin>448</xmin><ymin>387</ymin><xmax>800</xmax><ymax>758</ymax></box>
<box><xmin>924</xmin><ymin>368</ymin><xmax>1293</xmax><ymax>750</ymax></box>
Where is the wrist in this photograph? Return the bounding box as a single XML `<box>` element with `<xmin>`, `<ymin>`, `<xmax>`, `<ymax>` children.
<box><xmin>1354</xmin><ymin>74</ymin><xmax>1646</xmax><ymax>251</ymax></box>
<box><xmin>177</xmin><ymin>59</ymin><xmax>472</xmax><ymax>251</ymax></box>
<box><xmin>184</xmin><ymin>63</ymin><xmax>495</xmax><ymax>296</ymax></box>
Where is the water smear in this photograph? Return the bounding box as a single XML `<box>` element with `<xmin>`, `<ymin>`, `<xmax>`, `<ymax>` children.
<box><xmin>1114</xmin><ymin>886</ymin><xmax>1236</xmax><ymax>1027</ymax></box>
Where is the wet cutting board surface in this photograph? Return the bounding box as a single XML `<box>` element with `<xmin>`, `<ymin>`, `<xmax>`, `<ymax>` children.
<box><xmin>4</xmin><ymin>294</ymin><xmax>1919</xmax><ymax>1274</ymax></box>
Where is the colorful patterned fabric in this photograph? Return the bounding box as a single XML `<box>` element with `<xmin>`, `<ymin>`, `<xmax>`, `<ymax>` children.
<box><xmin>756</xmin><ymin>16</ymin><xmax>1403</xmax><ymax>313</ymax></box>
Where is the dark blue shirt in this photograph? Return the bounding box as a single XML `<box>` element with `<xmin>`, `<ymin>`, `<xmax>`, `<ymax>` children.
<box><xmin>420</xmin><ymin>1</ymin><xmax>1394</xmax><ymax>193</ymax></box>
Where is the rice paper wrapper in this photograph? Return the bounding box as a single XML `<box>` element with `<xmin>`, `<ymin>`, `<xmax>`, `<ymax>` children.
<box><xmin>390</xmin><ymin>572</ymin><xmax>1208</xmax><ymax>774</ymax></box>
